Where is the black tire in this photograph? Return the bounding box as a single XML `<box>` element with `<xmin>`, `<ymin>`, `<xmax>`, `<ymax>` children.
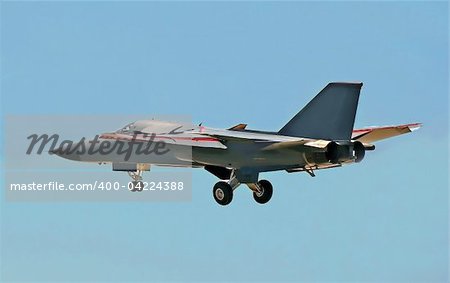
<box><xmin>213</xmin><ymin>181</ymin><xmax>233</xmax><ymax>206</ymax></box>
<box><xmin>136</xmin><ymin>181</ymin><xmax>144</xmax><ymax>192</ymax></box>
<box><xmin>129</xmin><ymin>181</ymin><xmax>138</xmax><ymax>192</ymax></box>
<box><xmin>253</xmin><ymin>179</ymin><xmax>273</xmax><ymax>204</ymax></box>
<box><xmin>129</xmin><ymin>181</ymin><xmax>144</xmax><ymax>192</ymax></box>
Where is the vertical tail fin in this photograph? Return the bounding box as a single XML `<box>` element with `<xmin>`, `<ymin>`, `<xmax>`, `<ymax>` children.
<box><xmin>278</xmin><ymin>82</ymin><xmax>363</xmax><ymax>141</ymax></box>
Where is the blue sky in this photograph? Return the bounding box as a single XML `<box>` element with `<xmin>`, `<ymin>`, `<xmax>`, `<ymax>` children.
<box><xmin>1</xmin><ymin>1</ymin><xmax>448</xmax><ymax>282</ymax></box>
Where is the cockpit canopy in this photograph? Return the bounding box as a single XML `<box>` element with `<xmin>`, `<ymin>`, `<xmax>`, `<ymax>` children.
<box><xmin>115</xmin><ymin>120</ymin><xmax>194</xmax><ymax>135</ymax></box>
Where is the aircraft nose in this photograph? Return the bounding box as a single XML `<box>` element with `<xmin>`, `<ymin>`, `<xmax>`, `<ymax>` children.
<box><xmin>50</xmin><ymin>142</ymin><xmax>83</xmax><ymax>161</ymax></box>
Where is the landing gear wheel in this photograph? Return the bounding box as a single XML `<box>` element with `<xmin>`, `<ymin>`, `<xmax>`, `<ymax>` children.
<box><xmin>213</xmin><ymin>181</ymin><xmax>233</xmax><ymax>206</ymax></box>
<box><xmin>129</xmin><ymin>181</ymin><xmax>144</xmax><ymax>192</ymax></box>
<box><xmin>136</xmin><ymin>181</ymin><xmax>144</xmax><ymax>191</ymax></box>
<box><xmin>253</xmin><ymin>179</ymin><xmax>273</xmax><ymax>204</ymax></box>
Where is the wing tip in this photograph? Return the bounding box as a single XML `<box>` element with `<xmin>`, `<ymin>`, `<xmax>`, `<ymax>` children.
<box><xmin>408</xmin><ymin>122</ymin><xmax>422</xmax><ymax>132</ymax></box>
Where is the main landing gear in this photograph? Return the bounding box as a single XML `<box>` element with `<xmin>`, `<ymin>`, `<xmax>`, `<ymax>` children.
<box><xmin>212</xmin><ymin>171</ymin><xmax>273</xmax><ymax>206</ymax></box>
<box><xmin>213</xmin><ymin>181</ymin><xmax>234</xmax><ymax>206</ymax></box>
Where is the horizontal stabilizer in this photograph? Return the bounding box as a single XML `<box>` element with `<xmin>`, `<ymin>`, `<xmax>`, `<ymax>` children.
<box><xmin>352</xmin><ymin>123</ymin><xmax>421</xmax><ymax>143</ymax></box>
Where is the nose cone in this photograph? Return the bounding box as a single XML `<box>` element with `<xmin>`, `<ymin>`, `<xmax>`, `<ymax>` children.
<box><xmin>50</xmin><ymin>142</ymin><xmax>83</xmax><ymax>161</ymax></box>
<box><xmin>49</xmin><ymin>148</ymin><xmax>60</xmax><ymax>155</ymax></box>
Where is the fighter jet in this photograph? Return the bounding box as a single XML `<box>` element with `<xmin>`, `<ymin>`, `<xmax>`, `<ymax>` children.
<box><xmin>52</xmin><ymin>82</ymin><xmax>421</xmax><ymax>205</ymax></box>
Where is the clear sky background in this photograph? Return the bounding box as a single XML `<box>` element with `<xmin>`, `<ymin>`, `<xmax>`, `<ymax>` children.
<box><xmin>1</xmin><ymin>1</ymin><xmax>448</xmax><ymax>282</ymax></box>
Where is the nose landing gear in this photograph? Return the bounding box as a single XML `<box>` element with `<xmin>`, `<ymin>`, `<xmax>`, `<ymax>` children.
<box><xmin>128</xmin><ymin>170</ymin><xmax>144</xmax><ymax>192</ymax></box>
